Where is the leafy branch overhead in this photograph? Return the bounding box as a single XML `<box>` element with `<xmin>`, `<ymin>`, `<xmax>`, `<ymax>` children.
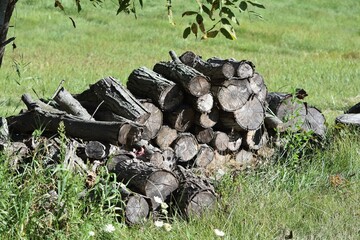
<box><xmin>54</xmin><ymin>0</ymin><xmax>265</xmax><ymax>40</ymax></box>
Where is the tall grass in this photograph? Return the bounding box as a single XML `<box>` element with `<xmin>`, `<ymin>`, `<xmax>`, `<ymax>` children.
<box><xmin>0</xmin><ymin>0</ymin><xmax>360</xmax><ymax>239</ymax></box>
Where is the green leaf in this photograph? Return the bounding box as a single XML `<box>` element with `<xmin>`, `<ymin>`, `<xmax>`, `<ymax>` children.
<box><xmin>183</xmin><ymin>27</ymin><xmax>191</xmax><ymax>38</ymax></box>
<box><xmin>220</xmin><ymin>18</ymin><xmax>231</xmax><ymax>25</ymax></box>
<box><xmin>220</xmin><ymin>25</ymin><xmax>237</xmax><ymax>40</ymax></box>
<box><xmin>239</xmin><ymin>1</ymin><xmax>247</xmax><ymax>11</ymax></box>
<box><xmin>182</xmin><ymin>11</ymin><xmax>198</xmax><ymax>17</ymax></box>
<box><xmin>247</xmin><ymin>1</ymin><xmax>265</xmax><ymax>9</ymax></box>
<box><xmin>191</xmin><ymin>23</ymin><xmax>198</xmax><ymax>38</ymax></box>
<box><xmin>206</xmin><ymin>30</ymin><xmax>219</xmax><ymax>38</ymax></box>
<box><xmin>196</xmin><ymin>14</ymin><xmax>204</xmax><ymax>25</ymax></box>
<box><xmin>220</xmin><ymin>7</ymin><xmax>239</xmax><ymax>25</ymax></box>
<box><xmin>202</xmin><ymin>4</ymin><xmax>215</xmax><ymax>20</ymax></box>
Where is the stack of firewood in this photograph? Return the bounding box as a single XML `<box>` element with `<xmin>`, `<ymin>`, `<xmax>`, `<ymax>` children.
<box><xmin>1</xmin><ymin>50</ymin><xmax>326</xmax><ymax>225</ymax></box>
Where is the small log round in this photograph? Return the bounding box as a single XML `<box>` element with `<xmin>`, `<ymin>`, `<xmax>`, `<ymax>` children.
<box><xmin>194</xmin><ymin>126</ymin><xmax>214</xmax><ymax>144</ymax></box>
<box><xmin>85</xmin><ymin>141</ymin><xmax>108</xmax><ymax>159</ymax></box>
<box><xmin>185</xmin><ymin>93</ymin><xmax>214</xmax><ymax>113</ymax></box>
<box><xmin>227</xmin><ymin>131</ymin><xmax>242</xmax><ymax>152</ymax></box>
<box><xmin>194</xmin><ymin>144</ymin><xmax>215</xmax><ymax>168</ymax></box>
<box><xmin>248</xmin><ymin>73</ymin><xmax>267</xmax><ymax>105</ymax></box>
<box><xmin>166</xmin><ymin>104</ymin><xmax>195</xmax><ymax>132</ymax></box>
<box><xmin>242</xmin><ymin>125</ymin><xmax>268</xmax><ymax>151</ymax></box>
<box><xmin>124</xmin><ymin>194</ymin><xmax>150</xmax><ymax>225</ymax></box>
<box><xmin>209</xmin><ymin>131</ymin><xmax>229</xmax><ymax>152</ymax></box>
<box><xmin>172</xmin><ymin>133</ymin><xmax>199</xmax><ymax>162</ymax></box>
<box><xmin>195</xmin><ymin>107</ymin><xmax>219</xmax><ymax>128</ymax></box>
<box><xmin>155</xmin><ymin>125</ymin><xmax>178</xmax><ymax>150</ymax></box>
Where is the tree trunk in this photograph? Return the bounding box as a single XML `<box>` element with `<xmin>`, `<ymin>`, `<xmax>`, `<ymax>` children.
<box><xmin>89</xmin><ymin>76</ymin><xmax>150</xmax><ymax>124</ymax></box>
<box><xmin>127</xmin><ymin>66</ymin><xmax>184</xmax><ymax>111</ymax></box>
<box><xmin>179</xmin><ymin>51</ymin><xmax>235</xmax><ymax>81</ymax></box>
<box><xmin>107</xmin><ymin>154</ymin><xmax>179</xmax><ymax>209</ymax></box>
<box><xmin>0</xmin><ymin>0</ymin><xmax>17</xmax><ymax>67</ymax></box>
<box><xmin>153</xmin><ymin>61</ymin><xmax>211</xmax><ymax>97</ymax></box>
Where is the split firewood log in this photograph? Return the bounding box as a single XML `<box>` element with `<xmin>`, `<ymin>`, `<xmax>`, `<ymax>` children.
<box><xmin>107</xmin><ymin>153</ymin><xmax>179</xmax><ymax>209</ymax></box>
<box><xmin>179</xmin><ymin>51</ymin><xmax>235</xmax><ymax>81</ymax></box>
<box><xmin>127</xmin><ymin>66</ymin><xmax>184</xmax><ymax>111</ymax></box>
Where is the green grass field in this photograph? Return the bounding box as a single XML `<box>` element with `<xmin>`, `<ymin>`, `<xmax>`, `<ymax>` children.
<box><xmin>0</xmin><ymin>0</ymin><xmax>360</xmax><ymax>239</ymax></box>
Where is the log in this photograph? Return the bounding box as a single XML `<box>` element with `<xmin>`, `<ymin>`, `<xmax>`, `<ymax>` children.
<box><xmin>194</xmin><ymin>144</ymin><xmax>215</xmax><ymax>168</ymax></box>
<box><xmin>212</xmin><ymin>79</ymin><xmax>251</xmax><ymax>112</ymax></box>
<box><xmin>141</xmin><ymin>102</ymin><xmax>163</xmax><ymax>140</ymax></box>
<box><xmin>127</xmin><ymin>66</ymin><xmax>184</xmax><ymax>111</ymax></box>
<box><xmin>7</xmin><ymin>95</ymin><xmax>143</xmax><ymax>146</ymax></box>
<box><xmin>155</xmin><ymin>125</ymin><xmax>178</xmax><ymax>150</ymax></box>
<box><xmin>85</xmin><ymin>141</ymin><xmax>108</xmax><ymax>160</ymax></box>
<box><xmin>207</xmin><ymin>57</ymin><xmax>255</xmax><ymax>79</ymax></box>
<box><xmin>346</xmin><ymin>102</ymin><xmax>360</xmax><ymax>114</ymax></box>
<box><xmin>165</xmin><ymin>104</ymin><xmax>195</xmax><ymax>132</ymax></box>
<box><xmin>89</xmin><ymin>76</ymin><xmax>150</xmax><ymax>124</ymax></box>
<box><xmin>172</xmin><ymin>133</ymin><xmax>199</xmax><ymax>162</ymax></box>
<box><xmin>227</xmin><ymin>131</ymin><xmax>242</xmax><ymax>152</ymax></box>
<box><xmin>219</xmin><ymin>96</ymin><xmax>265</xmax><ymax>131</ymax></box>
<box><xmin>248</xmin><ymin>73</ymin><xmax>267</xmax><ymax>105</ymax></box>
<box><xmin>53</xmin><ymin>87</ymin><xmax>94</xmax><ymax>120</ymax></box>
<box><xmin>174</xmin><ymin>166</ymin><xmax>216</xmax><ymax>219</ymax></box>
<box><xmin>194</xmin><ymin>126</ymin><xmax>214</xmax><ymax>144</ymax></box>
<box><xmin>153</xmin><ymin>61</ymin><xmax>211</xmax><ymax>97</ymax></box>
<box><xmin>123</xmin><ymin>193</ymin><xmax>150</xmax><ymax>225</ymax></box>
<box><xmin>303</xmin><ymin>106</ymin><xmax>326</xmax><ymax>138</ymax></box>
<box><xmin>335</xmin><ymin>114</ymin><xmax>360</xmax><ymax>127</ymax></box>
<box><xmin>179</xmin><ymin>51</ymin><xmax>235</xmax><ymax>81</ymax></box>
<box><xmin>185</xmin><ymin>93</ymin><xmax>213</xmax><ymax>113</ymax></box>
<box><xmin>107</xmin><ymin>154</ymin><xmax>179</xmax><ymax>209</ymax></box>
<box><xmin>209</xmin><ymin>131</ymin><xmax>229</xmax><ymax>152</ymax></box>
<box><xmin>194</xmin><ymin>107</ymin><xmax>219</xmax><ymax>128</ymax></box>
<box><xmin>235</xmin><ymin>149</ymin><xmax>256</xmax><ymax>170</ymax></box>
<box><xmin>0</xmin><ymin>117</ymin><xmax>9</xmax><ymax>145</ymax></box>
<box><xmin>242</xmin><ymin>125</ymin><xmax>268</xmax><ymax>151</ymax></box>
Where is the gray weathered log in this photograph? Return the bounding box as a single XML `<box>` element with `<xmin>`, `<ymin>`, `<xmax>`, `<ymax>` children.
<box><xmin>194</xmin><ymin>107</ymin><xmax>219</xmax><ymax>128</ymax></box>
<box><xmin>303</xmin><ymin>106</ymin><xmax>326</xmax><ymax>138</ymax></box>
<box><xmin>211</xmin><ymin>79</ymin><xmax>251</xmax><ymax>112</ymax></box>
<box><xmin>127</xmin><ymin>66</ymin><xmax>184</xmax><ymax>111</ymax></box>
<box><xmin>173</xmin><ymin>166</ymin><xmax>216</xmax><ymax>219</ymax></box>
<box><xmin>242</xmin><ymin>125</ymin><xmax>268</xmax><ymax>151</ymax></box>
<box><xmin>227</xmin><ymin>131</ymin><xmax>242</xmax><ymax>152</ymax></box>
<box><xmin>53</xmin><ymin>87</ymin><xmax>94</xmax><ymax>120</ymax></box>
<box><xmin>248</xmin><ymin>73</ymin><xmax>267</xmax><ymax>105</ymax></box>
<box><xmin>335</xmin><ymin>114</ymin><xmax>360</xmax><ymax>127</ymax></box>
<box><xmin>85</xmin><ymin>141</ymin><xmax>108</xmax><ymax>160</ymax></box>
<box><xmin>209</xmin><ymin>131</ymin><xmax>229</xmax><ymax>152</ymax></box>
<box><xmin>155</xmin><ymin>125</ymin><xmax>178</xmax><ymax>150</ymax></box>
<box><xmin>141</xmin><ymin>102</ymin><xmax>163</xmax><ymax>140</ymax></box>
<box><xmin>207</xmin><ymin>57</ymin><xmax>255</xmax><ymax>79</ymax></box>
<box><xmin>107</xmin><ymin>154</ymin><xmax>179</xmax><ymax>209</ymax></box>
<box><xmin>89</xmin><ymin>76</ymin><xmax>150</xmax><ymax>124</ymax></box>
<box><xmin>185</xmin><ymin>93</ymin><xmax>213</xmax><ymax>114</ymax></box>
<box><xmin>165</xmin><ymin>104</ymin><xmax>195</xmax><ymax>132</ymax></box>
<box><xmin>194</xmin><ymin>126</ymin><xmax>214</xmax><ymax>144</ymax></box>
<box><xmin>194</xmin><ymin>144</ymin><xmax>215</xmax><ymax>168</ymax></box>
<box><xmin>153</xmin><ymin>61</ymin><xmax>211</xmax><ymax>97</ymax></box>
<box><xmin>219</xmin><ymin>96</ymin><xmax>265</xmax><ymax>131</ymax></box>
<box><xmin>179</xmin><ymin>51</ymin><xmax>235</xmax><ymax>81</ymax></box>
<box><xmin>172</xmin><ymin>133</ymin><xmax>199</xmax><ymax>162</ymax></box>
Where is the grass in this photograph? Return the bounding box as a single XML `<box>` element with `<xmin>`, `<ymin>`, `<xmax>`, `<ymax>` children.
<box><xmin>0</xmin><ymin>0</ymin><xmax>360</xmax><ymax>239</ymax></box>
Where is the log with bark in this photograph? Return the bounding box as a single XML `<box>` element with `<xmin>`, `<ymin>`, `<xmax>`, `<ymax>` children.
<box><xmin>155</xmin><ymin>125</ymin><xmax>178</xmax><ymax>150</ymax></box>
<box><xmin>141</xmin><ymin>102</ymin><xmax>163</xmax><ymax>140</ymax></box>
<box><xmin>173</xmin><ymin>166</ymin><xmax>216</xmax><ymax>219</ymax></box>
<box><xmin>7</xmin><ymin>94</ymin><xmax>143</xmax><ymax>147</ymax></box>
<box><xmin>165</xmin><ymin>104</ymin><xmax>195</xmax><ymax>132</ymax></box>
<box><xmin>89</xmin><ymin>76</ymin><xmax>150</xmax><ymax>124</ymax></box>
<box><xmin>107</xmin><ymin>153</ymin><xmax>179</xmax><ymax>209</ymax></box>
<box><xmin>153</xmin><ymin>61</ymin><xmax>211</xmax><ymax>97</ymax></box>
<box><xmin>184</xmin><ymin>93</ymin><xmax>214</xmax><ymax>114</ymax></box>
<box><xmin>127</xmin><ymin>66</ymin><xmax>184</xmax><ymax>111</ymax></box>
<box><xmin>179</xmin><ymin>51</ymin><xmax>235</xmax><ymax>81</ymax></box>
<box><xmin>172</xmin><ymin>133</ymin><xmax>199</xmax><ymax>162</ymax></box>
<box><xmin>207</xmin><ymin>57</ymin><xmax>255</xmax><ymax>79</ymax></box>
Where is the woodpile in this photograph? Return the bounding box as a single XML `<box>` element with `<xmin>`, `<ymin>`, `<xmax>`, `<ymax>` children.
<box><xmin>1</xmin><ymin>50</ymin><xmax>327</xmax><ymax>224</ymax></box>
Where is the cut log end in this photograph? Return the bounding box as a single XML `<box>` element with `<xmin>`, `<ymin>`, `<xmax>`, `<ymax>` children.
<box><xmin>189</xmin><ymin>76</ymin><xmax>211</xmax><ymax>97</ymax></box>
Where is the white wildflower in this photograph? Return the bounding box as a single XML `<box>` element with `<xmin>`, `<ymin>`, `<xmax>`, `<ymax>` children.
<box><xmin>154</xmin><ymin>196</ymin><xmax>163</xmax><ymax>204</ymax></box>
<box><xmin>161</xmin><ymin>209</ymin><xmax>168</xmax><ymax>215</ymax></box>
<box><xmin>214</xmin><ymin>228</ymin><xmax>225</xmax><ymax>237</ymax></box>
<box><xmin>161</xmin><ymin>202</ymin><xmax>168</xmax><ymax>209</ymax></box>
<box><xmin>88</xmin><ymin>231</ymin><xmax>95</xmax><ymax>237</ymax></box>
<box><xmin>154</xmin><ymin>220</ymin><xmax>164</xmax><ymax>228</ymax></box>
<box><xmin>163</xmin><ymin>223</ymin><xmax>172</xmax><ymax>232</ymax></box>
<box><xmin>103</xmin><ymin>223</ymin><xmax>115</xmax><ymax>233</ymax></box>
